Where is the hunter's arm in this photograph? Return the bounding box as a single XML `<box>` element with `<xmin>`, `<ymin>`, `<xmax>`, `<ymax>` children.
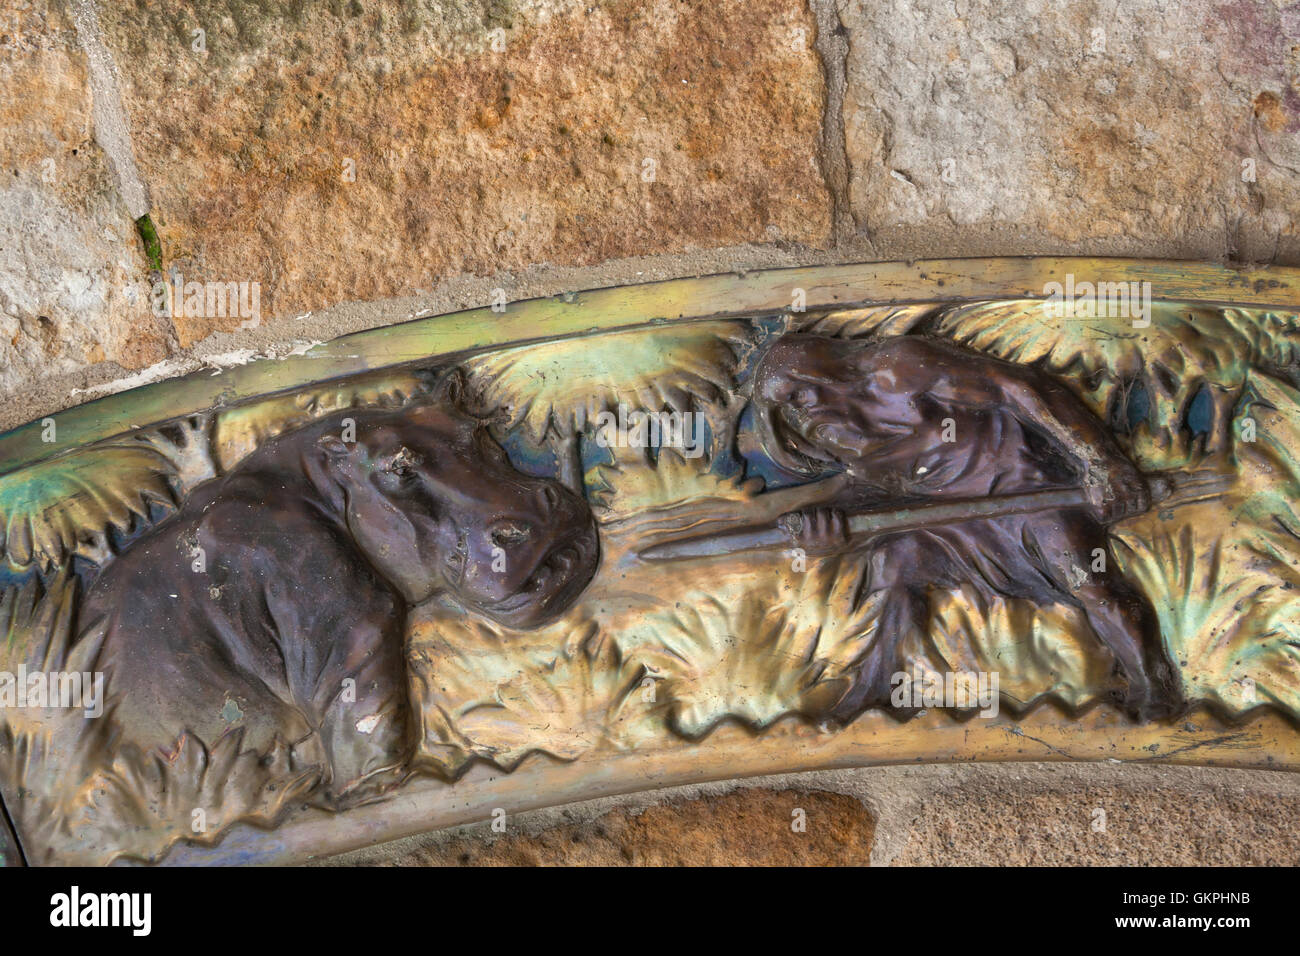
<box><xmin>874</xmin><ymin>337</ymin><xmax>1147</xmax><ymax>520</ymax></box>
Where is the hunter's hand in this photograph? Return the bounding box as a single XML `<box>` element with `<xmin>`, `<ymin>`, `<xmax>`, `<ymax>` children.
<box><xmin>1085</xmin><ymin>459</ymin><xmax>1150</xmax><ymax>524</ymax></box>
<box><xmin>778</xmin><ymin>508</ymin><xmax>849</xmax><ymax>556</ymax></box>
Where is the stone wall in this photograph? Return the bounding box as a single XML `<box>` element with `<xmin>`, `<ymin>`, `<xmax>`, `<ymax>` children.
<box><xmin>5</xmin><ymin>0</ymin><xmax>1298</xmax><ymax>428</ymax></box>
<box><xmin>322</xmin><ymin>763</ymin><xmax>1300</xmax><ymax>866</ymax></box>
<box><xmin>3</xmin><ymin>0</ymin><xmax>1299</xmax><ymax>864</ymax></box>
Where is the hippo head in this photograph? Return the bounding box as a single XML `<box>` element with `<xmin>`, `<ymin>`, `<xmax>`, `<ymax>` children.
<box><xmin>304</xmin><ymin>379</ymin><xmax>599</xmax><ymax>628</ymax></box>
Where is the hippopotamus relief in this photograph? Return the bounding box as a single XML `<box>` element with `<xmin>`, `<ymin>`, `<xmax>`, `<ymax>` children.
<box><xmin>71</xmin><ymin>379</ymin><xmax>600</xmax><ymax>803</ymax></box>
<box><xmin>751</xmin><ymin>333</ymin><xmax>1183</xmax><ymax>721</ymax></box>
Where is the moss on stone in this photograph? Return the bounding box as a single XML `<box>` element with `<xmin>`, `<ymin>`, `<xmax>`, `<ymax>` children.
<box><xmin>134</xmin><ymin>214</ymin><xmax>163</xmax><ymax>273</ymax></box>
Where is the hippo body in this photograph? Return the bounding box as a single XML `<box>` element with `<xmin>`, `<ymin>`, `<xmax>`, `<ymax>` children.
<box><xmin>75</xmin><ymin>395</ymin><xmax>599</xmax><ymax>802</ymax></box>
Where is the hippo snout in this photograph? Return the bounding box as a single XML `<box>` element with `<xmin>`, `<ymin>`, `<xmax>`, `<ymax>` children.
<box><xmin>455</xmin><ymin>478</ymin><xmax>599</xmax><ymax>628</ymax></box>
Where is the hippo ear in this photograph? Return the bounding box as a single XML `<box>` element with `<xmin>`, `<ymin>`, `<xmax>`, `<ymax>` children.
<box><xmin>305</xmin><ymin>435</ymin><xmax>351</xmax><ymax>514</ymax></box>
<box><xmin>404</xmin><ymin>367</ymin><xmax>487</xmax><ymax>430</ymax></box>
<box><xmin>317</xmin><ymin>434</ymin><xmax>352</xmax><ymax>460</ymax></box>
<box><xmin>430</xmin><ymin>367</ymin><xmax>468</xmax><ymax>408</ymax></box>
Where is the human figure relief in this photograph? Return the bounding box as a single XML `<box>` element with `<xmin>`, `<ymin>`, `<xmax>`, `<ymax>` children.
<box><xmin>751</xmin><ymin>333</ymin><xmax>1182</xmax><ymax>721</ymax></box>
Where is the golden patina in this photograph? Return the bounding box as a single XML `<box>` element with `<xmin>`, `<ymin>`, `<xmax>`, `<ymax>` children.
<box><xmin>1</xmin><ymin>258</ymin><xmax>1298</xmax><ymax>865</ymax></box>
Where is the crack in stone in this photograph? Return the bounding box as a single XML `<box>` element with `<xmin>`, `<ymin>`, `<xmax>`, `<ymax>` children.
<box><xmin>809</xmin><ymin>0</ymin><xmax>855</xmax><ymax>247</ymax></box>
<box><xmin>67</xmin><ymin>0</ymin><xmax>151</xmax><ymax>220</ymax></box>
<box><xmin>68</xmin><ymin>0</ymin><xmax>179</xmax><ymax>354</ymax></box>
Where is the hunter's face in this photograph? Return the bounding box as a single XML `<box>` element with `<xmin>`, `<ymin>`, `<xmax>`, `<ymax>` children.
<box><xmin>754</xmin><ymin>335</ymin><xmax>866</xmax><ymax>474</ymax></box>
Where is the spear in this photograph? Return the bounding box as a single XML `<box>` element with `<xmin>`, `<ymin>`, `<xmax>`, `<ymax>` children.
<box><xmin>637</xmin><ymin>469</ymin><xmax>1230</xmax><ymax>562</ymax></box>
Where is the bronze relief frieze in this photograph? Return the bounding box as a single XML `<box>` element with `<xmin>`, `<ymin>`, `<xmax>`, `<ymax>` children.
<box><xmin>1</xmin><ymin>258</ymin><xmax>1298</xmax><ymax>865</ymax></box>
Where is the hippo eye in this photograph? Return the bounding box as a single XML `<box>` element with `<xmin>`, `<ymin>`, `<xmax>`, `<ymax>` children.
<box><xmin>384</xmin><ymin>446</ymin><xmax>423</xmax><ymax>479</ymax></box>
<box><xmin>491</xmin><ymin>523</ymin><xmax>530</xmax><ymax>548</ymax></box>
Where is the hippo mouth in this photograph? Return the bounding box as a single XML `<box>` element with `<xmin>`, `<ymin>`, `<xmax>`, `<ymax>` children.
<box><xmin>486</xmin><ymin>527</ymin><xmax>598</xmax><ymax>625</ymax></box>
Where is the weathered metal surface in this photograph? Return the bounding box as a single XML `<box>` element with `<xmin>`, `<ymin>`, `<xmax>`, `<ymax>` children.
<box><xmin>1</xmin><ymin>257</ymin><xmax>1298</xmax><ymax>865</ymax></box>
<box><xmin>0</xmin><ymin>793</ymin><xmax>21</xmax><ymax>866</ymax></box>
